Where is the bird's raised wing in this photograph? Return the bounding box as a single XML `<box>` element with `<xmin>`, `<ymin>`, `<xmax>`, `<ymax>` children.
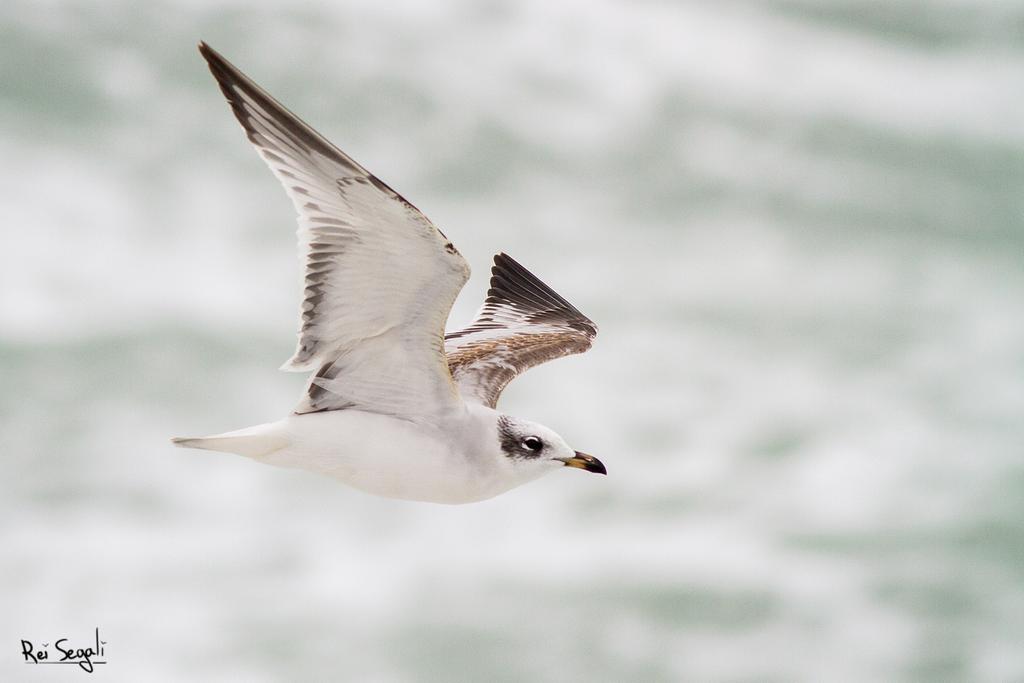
<box><xmin>200</xmin><ymin>43</ymin><xmax>470</xmax><ymax>418</ymax></box>
<box><xmin>444</xmin><ymin>253</ymin><xmax>597</xmax><ymax>408</ymax></box>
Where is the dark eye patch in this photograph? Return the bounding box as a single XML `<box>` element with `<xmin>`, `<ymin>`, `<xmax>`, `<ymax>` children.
<box><xmin>497</xmin><ymin>416</ymin><xmax>544</xmax><ymax>460</ymax></box>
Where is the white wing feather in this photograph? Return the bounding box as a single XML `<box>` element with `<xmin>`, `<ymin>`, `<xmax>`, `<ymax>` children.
<box><xmin>200</xmin><ymin>43</ymin><xmax>470</xmax><ymax>418</ymax></box>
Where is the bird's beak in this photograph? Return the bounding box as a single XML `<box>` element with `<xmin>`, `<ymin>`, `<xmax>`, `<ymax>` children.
<box><xmin>560</xmin><ymin>451</ymin><xmax>607</xmax><ymax>475</ymax></box>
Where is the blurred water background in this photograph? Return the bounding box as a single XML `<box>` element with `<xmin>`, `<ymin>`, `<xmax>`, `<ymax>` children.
<box><xmin>3</xmin><ymin>0</ymin><xmax>1023</xmax><ymax>680</ymax></box>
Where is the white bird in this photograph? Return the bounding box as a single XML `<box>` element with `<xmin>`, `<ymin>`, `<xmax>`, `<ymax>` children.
<box><xmin>173</xmin><ymin>43</ymin><xmax>606</xmax><ymax>504</ymax></box>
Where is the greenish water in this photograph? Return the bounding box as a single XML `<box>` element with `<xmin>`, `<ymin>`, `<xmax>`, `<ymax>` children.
<box><xmin>3</xmin><ymin>1</ymin><xmax>1023</xmax><ymax>680</ymax></box>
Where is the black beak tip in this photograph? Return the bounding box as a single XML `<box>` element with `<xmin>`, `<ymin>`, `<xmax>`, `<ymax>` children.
<box><xmin>573</xmin><ymin>451</ymin><xmax>607</xmax><ymax>475</ymax></box>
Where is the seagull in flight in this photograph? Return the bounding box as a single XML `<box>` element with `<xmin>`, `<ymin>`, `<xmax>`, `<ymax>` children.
<box><xmin>173</xmin><ymin>43</ymin><xmax>606</xmax><ymax>503</ymax></box>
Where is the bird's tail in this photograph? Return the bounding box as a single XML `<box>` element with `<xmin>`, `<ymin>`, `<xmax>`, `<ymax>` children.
<box><xmin>171</xmin><ymin>422</ymin><xmax>289</xmax><ymax>459</ymax></box>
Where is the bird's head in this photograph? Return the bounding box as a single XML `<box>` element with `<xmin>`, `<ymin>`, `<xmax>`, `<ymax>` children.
<box><xmin>496</xmin><ymin>414</ymin><xmax>606</xmax><ymax>480</ymax></box>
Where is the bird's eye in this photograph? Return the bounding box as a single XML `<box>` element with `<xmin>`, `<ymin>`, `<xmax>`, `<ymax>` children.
<box><xmin>521</xmin><ymin>436</ymin><xmax>544</xmax><ymax>452</ymax></box>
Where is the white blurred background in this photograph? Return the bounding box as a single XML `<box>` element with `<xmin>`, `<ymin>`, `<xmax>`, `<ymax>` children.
<box><xmin>3</xmin><ymin>0</ymin><xmax>1023</xmax><ymax>680</ymax></box>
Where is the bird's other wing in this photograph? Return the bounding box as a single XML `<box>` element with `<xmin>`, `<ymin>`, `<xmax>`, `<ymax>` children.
<box><xmin>199</xmin><ymin>42</ymin><xmax>470</xmax><ymax>418</ymax></box>
<box><xmin>444</xmin><ymin>253</ymin><xmax>597</xmax><ymax>408</ymax></box>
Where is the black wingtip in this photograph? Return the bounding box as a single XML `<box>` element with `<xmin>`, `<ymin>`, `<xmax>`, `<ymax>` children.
<box><xmin>490</xmin><ymin>252</ymin><xmax>528</xmax><ymax>280</ymax></box>
<box><xmin>489</xmin><ymin>252</ymin><xmax>573</xmax><ymax>308</ymax></box>
<box><xmin>195</xmin><ymin>40</ymin><xmax>368</xmax><ymax>176</ymax></box>
<box><xmin>487</xmin><ymin>252</ymin><xmax>597</xmax><ymax>337</ymax></box>
<box><xmin>492</xmin><ymin>252</ymin><xmax>520</xmax><ymax>275</ymax></box>
<box><xmin>197</xmin><ymin>41</ymin><xmax>234</xmax><ymax>90</ymax></box>
<box><xmin>197</xmin><ymin>40</ymin><xmax>216</xmax><ymax>62</ymax></box>
<box><xmin>197</xmin><ymin>41</ymin><xmax>240</xmax><ymax>84</ymax></box>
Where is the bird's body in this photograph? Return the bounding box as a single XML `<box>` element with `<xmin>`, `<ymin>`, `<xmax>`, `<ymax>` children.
<box><xmin>178</xmin><ymin>404</ymin><xmax>556</xmax><ymax>503</ymax></box>
<box><xmin>173</xmin><ymin>43</ymin><xmax>606</xmax><ymax>503</ymax></box>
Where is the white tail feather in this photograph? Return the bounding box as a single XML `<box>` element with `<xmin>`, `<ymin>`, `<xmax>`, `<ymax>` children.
<box><xmin>171</xmin><ymin>422</ymin><xmax>289</xmax><ymax>459</ymax></box>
